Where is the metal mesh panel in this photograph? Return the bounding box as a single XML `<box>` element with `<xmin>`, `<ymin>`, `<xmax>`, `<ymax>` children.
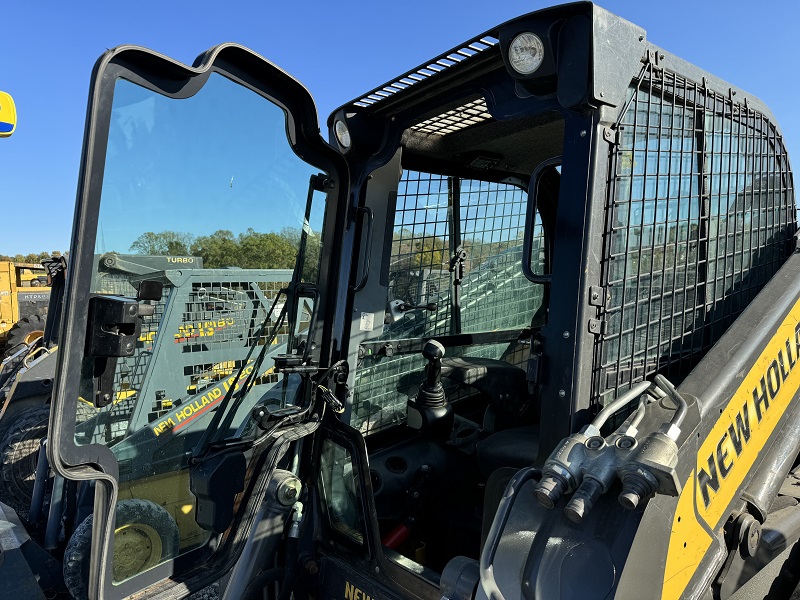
<box><xmin>459</xmin><ymin>179</ymin><xmax>540</xmax><ymax>333</ymax></box>
<box><xmin>595</xmin><ymin>64</ymin><xmax>795</xmax><ymax>408</ymax></box>
<box><xmin>409</xmin><ymin>99</ymin><xmax>492</xmax><ymax>136</ymax></box>
<box><xmin>175</xmin><ymin>280</ymin><xmax>266</xmax><ymax>352</ymax></box>
<box><xmin>352</xmin><ymin>172</ymin><xmax>544</xmax><ymax>434</ymax></box>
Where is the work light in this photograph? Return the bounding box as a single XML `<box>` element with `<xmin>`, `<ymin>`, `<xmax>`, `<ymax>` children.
<box><xmin>508</xmin><ymin>32</ymin><xmax>545</xmax><ymax>75</ymax></box>
<box><xmin>334</xmin><ymin>119</ymin><xmax>351</xmax><ymax>150</ymax></box>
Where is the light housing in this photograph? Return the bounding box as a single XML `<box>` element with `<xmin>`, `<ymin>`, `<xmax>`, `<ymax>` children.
<box><xmin>508</xmin><ymin>32</ymin><xmax>545</xmax><ymax>75</ymax></box>
<box><xmin>334</xmin><ymin>119</ymin><xmax>351</xmax><ymax>150</ymax></box>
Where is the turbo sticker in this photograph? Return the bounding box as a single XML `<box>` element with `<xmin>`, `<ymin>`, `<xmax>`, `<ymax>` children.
<box><xmin>663</xmin><ymin>298</ymin><xmax>800</xmax><ymax>599</ymax></box>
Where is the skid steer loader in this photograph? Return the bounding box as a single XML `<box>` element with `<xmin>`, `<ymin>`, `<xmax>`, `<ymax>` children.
<box><xmin>1</xmin><ymin>3</ymin><xmax>797</xmax><ymax>600</ymax></box>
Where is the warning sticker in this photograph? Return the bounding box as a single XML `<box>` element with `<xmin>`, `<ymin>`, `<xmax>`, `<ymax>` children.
<box><xmin>360</xmin><ymin>312</ymin><xmax>374</xmax><ymax>332</ymax></box>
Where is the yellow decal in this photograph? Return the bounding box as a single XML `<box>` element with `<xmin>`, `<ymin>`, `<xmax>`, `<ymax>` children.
<box><xmin>663</xmin><ymin>299</ymin><xmax>800</xmax><ymax>599</ymax></box>
<box><xmin>174</xmin><ymin>319</ymin><xmax>235</xmax><ymax>343</ymax></box>
<box><xmin>344</xmin><ymin>581</ymin><xmax>377</xmax><ymax>600</ymax></box>
<box><xmin>151</xmin><ymin>363</ymin><xmax>257</xmax><ymax>436</ymax></box>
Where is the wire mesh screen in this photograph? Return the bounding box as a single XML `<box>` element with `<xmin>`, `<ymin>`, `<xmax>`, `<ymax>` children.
<box><xmin>595</xmin><ymin>63</ymin><xmax>795</xmax><ymax>408</ymax></box>
<box><xmin>459</xmin><ymin>179</ymin><xmax>542</xmax><ymax>333</ymax></box>
<box><xmin>352</xmin><ymin>172</ymin><xmax>545</xmax><ymax>434</ymax></box>
<box><xmin>175</xmin><ymin>280</ymin><xmax>270</xmax><ymax>352</ymax></box>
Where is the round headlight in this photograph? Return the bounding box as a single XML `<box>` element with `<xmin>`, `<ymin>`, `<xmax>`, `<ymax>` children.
<box><xmin>508</xmin><ymin>32</ymin><xmax>545</xmax><ymax>75</ymax></box>
<box><xmin>334</xmin><ymin>119</ymin><xmax>351</xmax><ymax>150</ymax></box>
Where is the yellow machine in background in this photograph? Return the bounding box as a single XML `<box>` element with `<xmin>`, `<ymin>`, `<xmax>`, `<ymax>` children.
<box><xmin>0</xmin><ymin>262</ymin><xmax>50</xmax><ymax>355</ymax></box>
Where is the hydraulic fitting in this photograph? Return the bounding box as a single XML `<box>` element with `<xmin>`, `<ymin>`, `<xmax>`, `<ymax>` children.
<box><xmin>534</xmin><ymin>424</ymin><xmax>600</xmax><ymax>508</ymax></box>
<box><xmin>564</xmin><ymin>477</ymin><xmax>604</xmax><ymax>523</ymax></box>
<box><xmin>618</xmin><ymin>429</ymin><xmax>681</xmax><ymax>509</ymax></box>
<box><xmin>618</xmin><ymin>468</ymin><xmax>659</xmax><ymax>510</ymax></box>
<box><xmin>288</xmin><ymin>501</ymin><xmax>304</xmax><ymax>538</ymax></box>
<box><xmin>535</xmin><ymin>466</ymin><xmax>574</xmax><ymax>509</ymax></box>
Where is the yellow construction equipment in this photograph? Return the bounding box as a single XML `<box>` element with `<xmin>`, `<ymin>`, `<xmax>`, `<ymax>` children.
<box><xmin>0</xmin><ymin>262</ymin><xmax>50</xmax><ymax>355</ymax></box>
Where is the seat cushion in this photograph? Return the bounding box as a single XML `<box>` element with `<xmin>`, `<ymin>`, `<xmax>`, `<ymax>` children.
<box><xmin>476</xmin><ymin>425</ymin><xmax>539</xmax><ymax>477</ymax></box>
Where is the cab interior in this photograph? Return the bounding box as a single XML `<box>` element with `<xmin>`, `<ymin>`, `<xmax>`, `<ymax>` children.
<box><xmin>319</xmin><ymin>88</ymin><xmax>568</xmax><ymax>580</ymax></box>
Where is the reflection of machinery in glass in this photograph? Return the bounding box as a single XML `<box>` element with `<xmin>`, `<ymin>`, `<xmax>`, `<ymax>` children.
<box><xmin>0</xmin><ymin>264</ymin><xmax>299</xmax><ymax>597</ymax></box>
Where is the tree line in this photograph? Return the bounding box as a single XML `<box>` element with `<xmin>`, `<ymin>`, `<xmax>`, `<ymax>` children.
<box><xmin>0</xmin><ymin>251</ymin><xmax>67</xmax><ymax>263</ymax></box>
<box><xmin>128</xmin><ymin>228</ymin><xmax>320</xmax><ymax>279</ymax></box>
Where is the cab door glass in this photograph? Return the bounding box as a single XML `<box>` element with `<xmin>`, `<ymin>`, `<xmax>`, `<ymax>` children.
<box><xmin>76</xmin><ymin>72</ymin><xmax>326</xmax><ymax>583</ymax></box>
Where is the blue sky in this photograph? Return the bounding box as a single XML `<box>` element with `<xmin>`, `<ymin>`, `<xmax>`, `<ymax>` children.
<box><xmin>1</xmin><ymin>0</ymin><xmax>797</xmax><ymax>255</ymax></box>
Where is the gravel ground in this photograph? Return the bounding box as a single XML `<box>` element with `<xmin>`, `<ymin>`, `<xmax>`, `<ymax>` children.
<box><xmin>188</xmin><ymin>582</ymin><xmax>220</xmax><ymax>600</ymax></box>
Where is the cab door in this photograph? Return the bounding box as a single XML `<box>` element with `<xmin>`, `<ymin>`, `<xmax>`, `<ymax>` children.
<box><xmin>47</xmin><ymin>44</ymin><xmax>347</xmax><ymax>599</ymax></box>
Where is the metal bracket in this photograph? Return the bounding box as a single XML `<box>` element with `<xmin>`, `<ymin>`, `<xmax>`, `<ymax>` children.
<box><xmin>589</xmin><ymin>286</ymin><xmax>606</xmax><ymax>308</ymax></box>
<box><xmin>588</xmin><ymin>319</ymin><xmax>607</xmax><ymax>336</ymax></box>
<box><xmin>602</xmin><ymin>127</ymin><xmax>618</xmax><ymax>146</ymax></box>
<box><xmin>449</xmin><ymin>245</ymin><xmax>467</xmax><ymax>284</ymax></box>
<box><xmin>526</xmin><ymin>334</ymin><xmax>544</xmax><ymax>388</ymax></box>
<box><xmin>643</xmin><ymin>48</ymin><xmax>658</xmax><ymax>66</ymax></box>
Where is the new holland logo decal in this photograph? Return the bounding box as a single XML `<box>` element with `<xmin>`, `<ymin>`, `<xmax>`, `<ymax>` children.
<box><xmin>662</xmin><ymin>299</ymin><xmax>800</xmax><ymax>599</ymax></box>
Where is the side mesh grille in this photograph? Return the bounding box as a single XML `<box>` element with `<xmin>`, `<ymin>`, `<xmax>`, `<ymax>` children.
<box><xmin>594</xmin><ymin>62</ymin><xmax>796</xmax><ymax>408</ymax></box>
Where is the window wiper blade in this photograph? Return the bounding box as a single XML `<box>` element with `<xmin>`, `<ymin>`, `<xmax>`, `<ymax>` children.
<box><xmin>191</xmin><ymin>290</ymin><xmax>288</xmax><ymax>459</ymax></box>
<box><xmin>191</xmin><ymin>172</ymin><xmax>330</xmax><ymax>459</ymax></box>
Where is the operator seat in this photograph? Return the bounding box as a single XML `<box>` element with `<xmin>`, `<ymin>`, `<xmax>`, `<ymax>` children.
<box><xmin>439</xmin><ymin>356</ymin><xmax>539</xmax><ymax>476</ymax></box>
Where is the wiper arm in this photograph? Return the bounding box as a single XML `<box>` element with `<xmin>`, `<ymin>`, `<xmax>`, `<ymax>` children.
<box><xmin>191</xmin><ymin>290</ymin><xmax>288</xmax><ymax>459</ymax></box>
<box><xmin>191</xmin><ymin>173</ymin><xmax>331</xmax><ymax>459</ymax></box>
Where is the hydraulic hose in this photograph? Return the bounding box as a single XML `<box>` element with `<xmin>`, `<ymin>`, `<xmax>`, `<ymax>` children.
<box><xmin>279</xmin><ymin>537</ymin><xmax>299</xmax><ymax>600</ymax></box>
<box><xmin>591</xmin><ymin>381</ymin><xmax>651</xmax><ymax>430</ymax></box>
<box><xmin>653</xmin><ymin>374</ymin><xmax>688</xmax><ymax>430</ymax></box>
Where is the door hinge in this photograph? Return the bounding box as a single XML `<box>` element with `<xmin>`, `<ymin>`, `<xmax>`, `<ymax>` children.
<box><xmin>588</xmin><ymin>319</ymin><xmax>607</xmax><ymax>336</ymax></box>
<box><xmin>526</xmin><ymin>333</ymin><xmax>544</xmax><ymax>391</ymax></box>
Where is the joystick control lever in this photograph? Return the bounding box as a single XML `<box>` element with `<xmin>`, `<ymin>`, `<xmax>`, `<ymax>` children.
<box><xmin>407</xmin><ymin>340</ymin><xmax>453</xmax><ymax>440</ymax></box>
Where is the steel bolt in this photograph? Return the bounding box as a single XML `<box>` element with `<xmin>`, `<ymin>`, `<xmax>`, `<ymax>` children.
<box><xmin>304</xmin><ymin>559</ymin><xmax>320</xmax><ymax>576</ymax></box>
<box><xmin>558</xmin><ymin>389</ymin><xmax>566</xmax><ymax>398</ymax></box>
<box><xmin>580</xmin><ymin>130</ymin><xmax>587</xmax><ymax>137</ymax></box>
<box><xmin>562</xmin><ymin>331</ymin><xmax>570</xmax><ymax>339</ymax></box>
<box><xmin>277</xmin><ymin>477</ymin><xmax>302</xmax><ymax>506</ymax></box>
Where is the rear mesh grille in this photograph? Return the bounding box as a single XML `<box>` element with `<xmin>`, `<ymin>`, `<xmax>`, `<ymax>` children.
<box><xmin>594</xmin><ymin>62</ymin><xmax>796</xmax><ymax>408</ymax></box>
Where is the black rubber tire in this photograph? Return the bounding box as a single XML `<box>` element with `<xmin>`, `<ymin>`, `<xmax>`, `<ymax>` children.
<box><xmin>4</xmin><ymin>314</ymin><xmax>45</xmax><ymax>357</ymax></box>
<box><xmin>0</xmin><ymin>396</ymin><xmax>47</xmax><ymax>452</ymax></box>
<box><xmin>63</xmin><ymin>499</ymin><xmax>181</xmax><ymax>600</ymax></box>
<box><xmin>0</xmin><ymin>405</ymin><xmax>50</xmax><ymax>520</ymax></box>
